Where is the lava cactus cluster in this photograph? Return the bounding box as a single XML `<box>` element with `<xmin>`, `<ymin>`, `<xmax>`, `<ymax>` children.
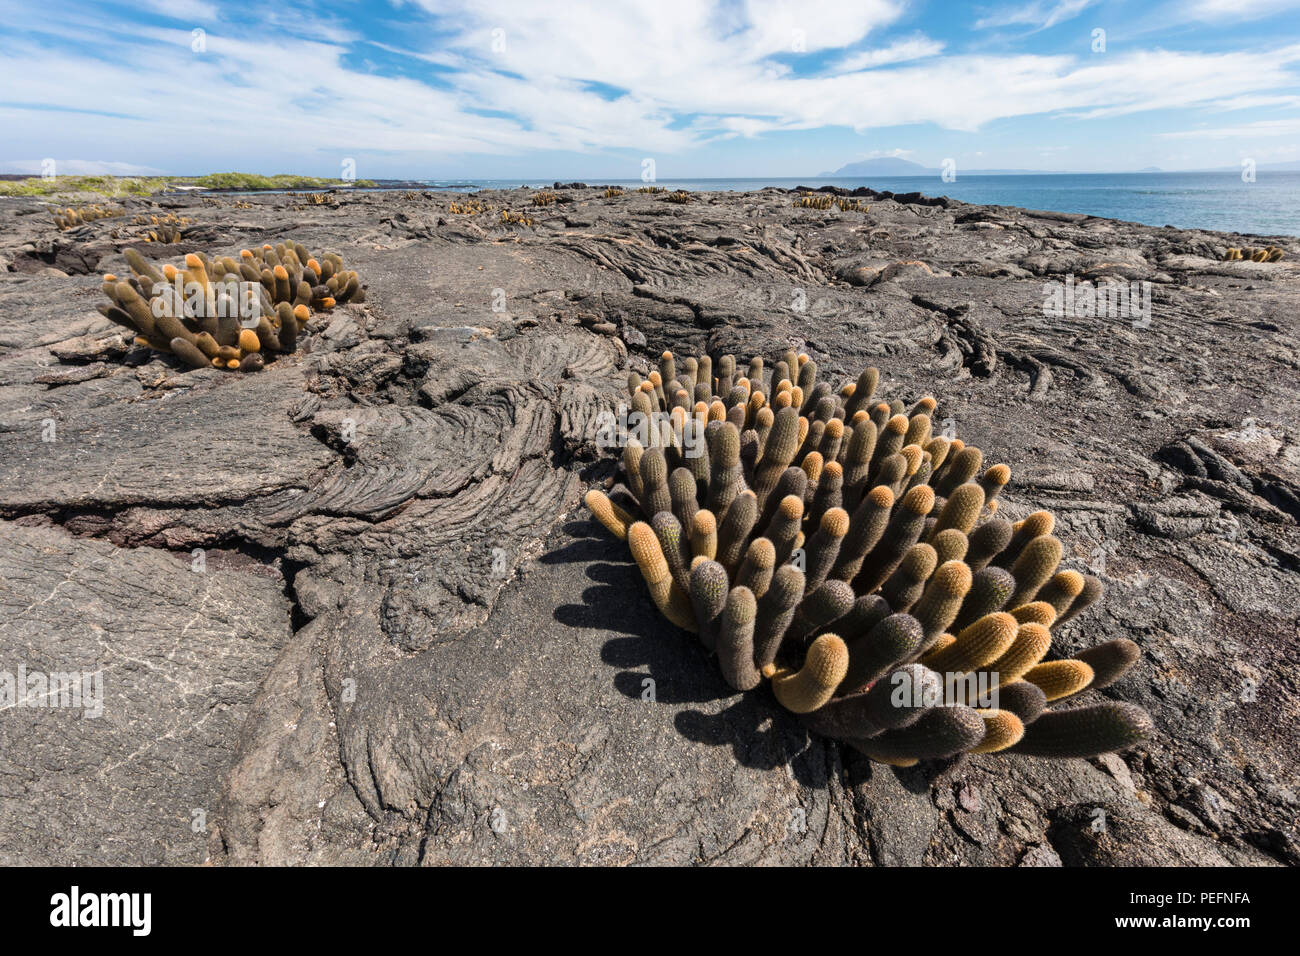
<box><xmin>98</xmin><ymin>242</ymin><xmax>365</xmax><ymax>373</ymax></box>
<box><xmin>53</xmin><ymin>204</ymin><xmax>123</xmax><ymax>230</ymax></box>
<box><xmin>585</xmin><ymin>349</ymin><xmax>1152</xmax><ymax>766</ymax></box>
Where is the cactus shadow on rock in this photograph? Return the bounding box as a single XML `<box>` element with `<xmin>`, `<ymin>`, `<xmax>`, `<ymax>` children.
<box><xmin>550</xmin><ymin>527</ymin><xmax>831</xmax><ymax>784</ymax></box>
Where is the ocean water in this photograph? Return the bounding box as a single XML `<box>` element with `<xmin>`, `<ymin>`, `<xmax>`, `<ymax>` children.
<box><xmin>417</xmin><ymin>172</ymin><xmax>1300</xmax><ymax>238</ymax></box>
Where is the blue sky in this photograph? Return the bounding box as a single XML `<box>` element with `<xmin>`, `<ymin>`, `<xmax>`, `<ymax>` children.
<box><xmin>2</xmin><ymin>0</ymin><xmax>1299</xmax><ymax>178</ymax></box>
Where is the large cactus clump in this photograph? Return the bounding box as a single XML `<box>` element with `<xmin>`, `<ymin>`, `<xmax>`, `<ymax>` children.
<box><xmin>585</xmin><ymin>349</ymin><xmax>1152</xmax><ymax>766</ymax></box>
<box><xmin>97</xmin><ymin>242</ymin><xmax>365</xmax><ymax>373</ymax></box>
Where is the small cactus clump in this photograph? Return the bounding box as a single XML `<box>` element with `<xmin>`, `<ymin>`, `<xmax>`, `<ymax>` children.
<box><xmin>53</xmin><ymin>204</ymin><xmax>123</xmax><ymax>230</ymax></box>
<box><xmin>636</xmin><ymin>186</ymin><xmax>666</xmax><ymax>194</ymax></box>
<box><xmin>130</xmin><ymin>212</ymin><xmax>193</xmax><ymax>244</ymax></box>
<box><xmin>662</xmin><ymin>190</ymin><xmax>693</xmax><ymax>204</ymax></box>
<box><xmin>794</xmin><ymin>193</ymin><xmax>833</xmax><ymax>210</ymax></box>
<box><xmin>500</xmin><ymin>209</ymin><xmax>536</xmax><ymax>226</ymax></box>
<box><xmin>603</xmin><ymin>187</ymin><xmax>625</xmax><ymax>198</ymax></box>
<box><xmin>449</xmin><ymin>198</ymin><xmax>485</xmax><ymax>215</ymax></box>
<box><xmin>96</xmin><ymin>242</ymin><xmax>365</xmax><ymax>373</ymax></box>
<box><xmin>531</xmin><ymin>190</ymin><xmax>558</xmax><ymax>207</ymax></box>
<box><xmin>1223</xmin><ymin>245</ymin><xmax>1284</xmax><ymax>262</ymax></box>
<box><xmin>585</xmin><ymin>349</ymin><xmax>1153</xmax><ymax>766</ymax></box>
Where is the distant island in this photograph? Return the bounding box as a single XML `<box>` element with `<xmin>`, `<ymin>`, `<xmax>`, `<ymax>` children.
<box><xmin>818</xmin><ymin>157</ymin><xmax>1300</xmax><ymax>177</ymax></box>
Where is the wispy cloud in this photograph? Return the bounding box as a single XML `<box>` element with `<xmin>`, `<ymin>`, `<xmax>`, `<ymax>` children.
<box><xmin>974</xmin><ymin>0</ymin><xmax>1097</xmax><ymax>30</ymax></box>
<box><xmin>1185</xmin><ymin>0</ymin><xmax>1300</xmax><ymax>21</ymax></box>
<box><xmin>1159</xmin><ymin>117</ymin><xmax>1300</xmax><ymax>139</ymax></box>
<box><xmin>832</xmin><ymin>36</ymin><xmax>945</xmax><ymax>72</ymax></box>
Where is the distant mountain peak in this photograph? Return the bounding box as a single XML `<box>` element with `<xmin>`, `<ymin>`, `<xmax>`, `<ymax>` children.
<box><xmin>819</xmin><ymin>157</ymin><xmax>933</xmax><ymax>177</ymax></box>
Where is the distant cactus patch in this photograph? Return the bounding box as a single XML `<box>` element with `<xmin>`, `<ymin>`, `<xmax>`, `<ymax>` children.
<box><xmin>97</xmin><ymin>242</ymin><xmax>366</xmax><ymax>374</ymax></box>
<box><xmin>603</xmin><ymin>187</ymin><xmax>625</xmax><ymax>198</ymax></box>
<box><xmin>52</xmin><ymin>204</ymin><xmax>123</xmax><ymax>230</ymax></box>
<box><xmin>662</xmin><ymin>190</ymin><xmax>692</xmax><ymax>204</ymax></box>
<box><xmin>531</xmin><ymin>190</ymin><xmax>558</xmax><ymax>207</ymax></box>
<box><xmin>129</xmin><ymin>212</ymin><xmax>193</xmax><ymax>244</ymax></box>
<box><xmin>794</xmin><ymin>193</ymin><xmax>833</xmax><ymax>209</ymax></box>
<box><xmin>585</xmin><ymin>349</ymin><xmax>1152</xmax><ymax>765</ymax></box>
<box><xmin>636</xmin><ymin>186</ymin><xmax>666</xmax><ymax>194</ymax></box>
<box><xmin>500</xmin><ymin>209</ymin><xmax>536</xmax><ymax>227</ymax></box>
<box><xmin>449</xmin><ymin>198</ymin><xmax>485</xmax><ymax>215</ymax></box>
<box><xmin>836</xmin><ymin>197</ymin><xmax>869</xmax><ymax>212</ymax></box>
<box><xmin>1223</xmin><ymin>245</ymin><xmax>1283</xmax><ymax>262</ymax></box>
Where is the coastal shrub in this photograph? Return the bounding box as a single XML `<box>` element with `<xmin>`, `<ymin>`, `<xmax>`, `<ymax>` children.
<box><xmin>52</xmin><ymin>204</ymin><xmax>123</xmax><ymax>230</ymax></box>
<box><xmin>97</xmin><ymin>242</ymin><xmax>365</xmax><ymax>373</ymax></box>
<box><xmin>192</xmin><ymin>172</ymin><xmax>376</xmax><ymax>191</ymax></box>
<box><xmin>584</xmin><ymin>349</ymin><xmax>1152</xmax><ymax>765</ymax></box>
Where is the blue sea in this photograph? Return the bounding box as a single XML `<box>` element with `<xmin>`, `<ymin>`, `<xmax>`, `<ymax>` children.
<box><xmin>415</xmin><ymin>172</ymin><xmax>1300</xmax><ymax>238</ymax></box>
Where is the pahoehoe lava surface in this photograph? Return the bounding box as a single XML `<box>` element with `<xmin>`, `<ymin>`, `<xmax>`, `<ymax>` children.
<box><xmin>0</xmin><ymin>185</ymin><xmax>1296</xmax><ymax>866</ymax></box>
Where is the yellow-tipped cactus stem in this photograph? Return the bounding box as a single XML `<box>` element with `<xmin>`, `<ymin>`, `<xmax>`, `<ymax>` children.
<box><xmin>966</xmin><ymin>516</ymin><xmax>1012</xmax><ymax>571</ymax></box>
<box><xmin>923</xmin><ymin>611</ymin><xmax>1018</xmax><ymax>674</ymax></box>
<box><xmin>736</xmin><ymin>536</ymin><xmax>776</xmax><ymax>600</ymax></box>
<box><xmin>935</xmin><ymin>446</ymin><xmax>983</xmax><ymax>497</ymax></box>
<box><xmin>910</xmin><ymin>560</ymin><xmax>973</xmax><ymax>649</ymax></box>
<box><xmin>1035</xmin><ymin>570</ymin><xmax>1085</xmax><ymax>616</ymax></box>
<box><xmin>1056</xmin><ymin>573</ymin><xmax>1104</xmax><ymax>627</ymax></box>
<box><xmin>1023</xmin><ymin>659</ymin><xmax>1094</xmax><ymax>701</ymax></box>
<box><xmin>985</xmin><ymin>622</ymin><xmax>1052</xmax><ymax>685</ymax></box>
<box><xmin>753</xmin><ymin>564</ymin><xmax>806</xmax><ymax>669</ymax></box>
<box><xmin>931</xmin><ymin>528</ymin><xmax>968</xmax><ymax>567</ymax></box>
<box><xmin>831</xmin><ymin>485</ymin><xmax>895</xmax><ymax>582</ymax></box>
<box><xmin>690</xmin><ymin>559</ymin><xmax>730</xmax><ymax>651</ymax></box>
<box><xmin>627</xmin><ymin>522</ymin><xmax>697</xmax><ymax>632</ymax></box>
<box><xmin>856</xmin><ymin>704</ymin><xmax>986</xmax><ymax>763</ymax></box>
<box><xmin>803</xmin><ymin>506</ymin><xmax>849</xmax><ymax>592</ymax></box>
<box><xmin>1010</xmin><ymin>702</ymin><xmax>1152</xmax><ymax>758</ymax></box>
<box><xmin>969</xmin><ymin>709</ymin><xmax>1025</xmax><ymax>754</ymax></box>
<box><xmin>932</xmin><ymin>482</ymin><xmax>985</xmax><ymax>537</ymax></box>
<box><xmin>1074</xmin><ymin>638</ymin><xmax>1140</xmax><ymax>688</ymax></box>
<box><xmin>952</xmin><ymin>566</ymin><xmax>1015</xmax><ymax>633</ymax></box>
<box><xmin>879</xmin><ymin>543</ymin><xmax>938</xmax><ymax>614</ymax></box>
<box><xmin>1010</xmin><ymin>601</ymin><xmax>1057</xmax><ymax>627</ymax></box>
<box><xmin>996</xmin><ymin>510</ymin><xmax>1055</xmax><ymax>568</ymax></box>
<box><xmin>1007</xmin><ymin>534</ymin><xmax>1063</xmax><ymax>609</ymax></box>
<box><xmin>690</xmin><ymin>509</ymin><xmax>718</xmax><ymax>561</ymax></box>
<box><xmin>718</xmin><ymin>586</ymin><xmax>761</xmax><ymax>691</ymax></box>
<box><xmin>771</xmin><ymin>634</ymin><xmax>849</xmax><ymax>713</ymax></box>
<box><xmin>998</xmin><ymin>681</ymin><xmax>1047</xmax><ymax>724</ymax></box>
<box><xmin>842</xmin><ymin>613</ymin><xmax>923</xmax><ymax>694</ymax></box>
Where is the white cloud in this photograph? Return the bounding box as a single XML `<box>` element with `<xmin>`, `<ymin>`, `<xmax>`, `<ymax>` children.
<box><xmin>0</xmin><ymin>158</ymin><xmax>166</xmax><ymax>175</ymax></box>
<box><xmin>1186</xmin><ymin>0</ymin><xmax>1300</xmax><ymax>21</ymax></box>
<box><xmin>833</xmin><ymin>37</ymin><xmax>945</xmax><ymax>72</ymax></box>
<box><xmin>1159</xmin><ymin>118</ymin><xmax>1300</xmax><ymax>139</ymax></box>
<box><xmin>133</xmin><ymin>0</ymin><xmax>219</xmax><ymax>21</ymax></box>
<box><xmin>2</xmin><ymin>0</ymin><xmax>1299</xmax><ymax>172</ymax></box>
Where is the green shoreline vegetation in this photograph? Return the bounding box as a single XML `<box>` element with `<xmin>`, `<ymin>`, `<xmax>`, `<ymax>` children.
<box><xmin>0</xmin><ymin>172</ymin><xmax>378</xmax><ymax>199</ymax></box>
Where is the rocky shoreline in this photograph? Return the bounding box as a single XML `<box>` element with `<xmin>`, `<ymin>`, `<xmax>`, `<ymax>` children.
<box><xmin>1</xmin><ymin>185</ymin><xmax>1297</xmax><ymax>866</ymax></box>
